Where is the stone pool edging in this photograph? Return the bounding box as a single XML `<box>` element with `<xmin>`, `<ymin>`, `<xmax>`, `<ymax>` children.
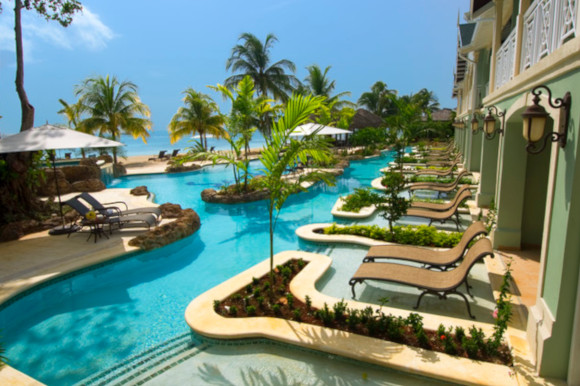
<box><xmin>185</xmin><ymin>250</ymin><xmax>518</xmax><ymax>386</ymax></box>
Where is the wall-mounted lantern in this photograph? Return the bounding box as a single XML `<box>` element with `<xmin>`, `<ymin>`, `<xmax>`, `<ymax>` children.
<box><xmin>483</xmin><ymin>106</ymin><xmax>505</xmax><ymax>140</ymax></box>
<box><xmin>521</xmin><ymin>85</ymin><xmax>571</xmax><ymax>154</ymax></box>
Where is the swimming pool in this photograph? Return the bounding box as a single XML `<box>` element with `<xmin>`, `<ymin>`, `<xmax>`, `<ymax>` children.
<box><xmin>0</xmin><ymin>151</ymin><xmax>408</xmax><ymax>385</ymax></box>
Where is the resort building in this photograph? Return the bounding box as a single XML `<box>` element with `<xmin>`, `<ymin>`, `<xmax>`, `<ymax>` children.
<box><xmin>452</xmin><ymin>0</ymin><xmax>580</xmax><ymax>383</ymax></box>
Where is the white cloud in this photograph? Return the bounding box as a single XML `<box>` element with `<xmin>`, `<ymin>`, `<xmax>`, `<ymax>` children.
<box><xmin>70</xmin><ymin>7</ymin><xmax>115</xmax><ymax>51</ymax></box>
<box><xmin>0</xmin><ymin>5</ymin><xmax>114</xmax><ymax>56</ymax></box>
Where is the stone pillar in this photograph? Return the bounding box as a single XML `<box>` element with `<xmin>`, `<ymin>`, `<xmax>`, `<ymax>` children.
<box><xmin>476</xmin><ymin>133</ymin><xmax>500</xmax><ymax>207</ymax></box>
<box><xmin>491</xmin><ymin>120</ymin><xmax>528</xmax><ymax>249</ymax></box>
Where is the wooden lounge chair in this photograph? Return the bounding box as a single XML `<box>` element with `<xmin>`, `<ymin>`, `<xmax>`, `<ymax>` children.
<box><xmin>404</xmin><ymin>188</ymin><xmax>472</xmax><ymax>231</ymax></box>
<box><xmin>410</xmin><ymin>185</ymin><xmax>472</xmax><ymax>211</ymax></box>
<box><xmin>349</xmin><ymin>237</ymin><xmax>494</xmax><ymax>319</ymax></box>
<box><xmin>78</xmin><ymin>192</ymin><xmax>161</xmax><ymax>220</ymax></box>
<box><xmin>407</xmin><ymin>170</ymin><xmax>470</xmax><ymax>193</ymax></box>
<box><xmin>168</xmin><ymin>149</ymin><xmax>180</xmax><ymax>158</ymax></box>
<box><xmin>65</xmin><ymin>196</ymin><xmax>156</xmax><ymax>241</ymax></box>
<box><xmin>364</xmin><ymin>221</ymin><xmax>488</xmax><ymax>271</ymax></box>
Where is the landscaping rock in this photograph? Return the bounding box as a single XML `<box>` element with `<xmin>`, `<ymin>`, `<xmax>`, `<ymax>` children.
<box><xmin>37</xmin><ymin>169</ymin><xmax>74</xmax><ymax>196</ymax></box>
<box><xmin>130</xmin><ymin>185</ymin><xmax>150</xmax><ymax>197</ymax></box>
<box><xmin>71</xmin><ymin>179</ymin><xmax>106</xmax><ymax>192</ymax></box>
<box><xmin>61</xmin><ymin>165</ymin><xmax>101</xmax><ymax>182</ymax></box>
<box><xmin>97</xmin><ymin>154</ymin><xmax>113</xmax><ymax>163</ymax></box>
<box><xmin>113</xmin><ymin>163</ymin><xmax>127</xmax><ymax>176</ymax></box>
<box><xmin>159</xmin><ymin>203</ymin><xmax>183</xmax><ymax>218</ymax></box>
<box><xmin>128</xmin><ymin>207</ymin><xmax>201</xmax><ymax>251</ymax></box>
<box><xmin>201</xmin><ymin>188</ymin><xmax>269</xmax><ymax>204</ymax></box>
<box><xmin>79</xmin><ymin>158</ymin><xmax>98</xmax><ymax>166</ymax></box>
<box><xmin>165</xmin><ymin>164</ymin><xmax>201</xmax><ymax>173</ymax></box>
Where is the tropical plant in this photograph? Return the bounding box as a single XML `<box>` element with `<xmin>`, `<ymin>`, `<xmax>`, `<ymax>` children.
<box><xmin>57</xmin><ymin>99</ymin><xmax>90</xmax><ymax>158</ymax></box>
<box><xmin>357</xmin><ymin>81</ymin><xmax>397</xmax><ymax>118</ymax></box>
<box><xmin>225</xmin><ymin>33</ymin><xmax>300</xmax><ymax>102</ymax></box>
<box><xmin>168</xmin><ymin>88</ymin><xmax>226</xmax><ymax>150</ymax></box>
<box><xmin>378</xmin><ymin>171</ymin><xmax>410</xmax><ymax>233</ymax></box>
<box><xmin>258</xmin><ymin>94</ymin><xmax>335</xmax><ymax>277</ymax></box>
<box><xmin>302</xmin><ymin>64</ymin><xmax>354</xmax><ymax>109</ymax></box>
<box><xmin>349</xmin><ymin>127</ymin><xmax>388</xmax><ymax>149</ymax></box>
<box><xmin>210</xmin><ymin>76</ymin><xmax>275</xmax><ymax>188</ymax></box>
<box><xmin>75</xmin><ymin>75</ymin><xmax>152</xmax><ymax>165</ymax></box>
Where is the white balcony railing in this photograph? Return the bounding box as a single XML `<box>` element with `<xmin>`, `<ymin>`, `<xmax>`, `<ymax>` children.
<box><xmin>494</xmin><ymin>28</ymin><xmax>517</xmax><ymax>90</ymax></box>
<box><xmin>520</xmin><ymin>0</ymin><xmax>578</xmax><ymax>71</ymax></box>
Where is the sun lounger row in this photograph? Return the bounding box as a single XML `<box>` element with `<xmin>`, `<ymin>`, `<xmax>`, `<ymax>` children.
<box><xmin>350</xmin><ymin>221</ymin><xmax>492</xmax><ymax>319</ymax></box>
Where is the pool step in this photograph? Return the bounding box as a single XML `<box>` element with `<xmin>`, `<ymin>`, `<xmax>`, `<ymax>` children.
<box><xmin>76</xmin><ymin>332</ymin><xmax>203</xmax><ymax>386</ymax></box>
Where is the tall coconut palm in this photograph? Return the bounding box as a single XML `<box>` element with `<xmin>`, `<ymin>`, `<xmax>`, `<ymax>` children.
<box><xmin>168</xmin><ymin>88</ymin><xmax>226</xmax><ymax>150</ymax></box>
<box><xmin>57</xmin><ymin>99</ymin><xmax>91</xmax><ymax>158</ymax></box>
<box><xmin>303</xmin><ymin>64</ymin><xmax>353</xmax><ymax>109</ymax></box>
<box><xmin>412</xmin><ymin>88</ymin><xmax>440</xmax><ymax>118</ymax></box>
<box><xmin>75</xmin><ymin>75</ymin><xmax>152</xmax><ymax>165</ymax></box>
<box><xmin>225</xmin><ymin>33</ymin><xmax>299</xmax><ymax>102</ymax></box>
<box><xmin>357</xmin><ymin>81</ymin><xmax>397</xmax><ymax>118</ymax></box>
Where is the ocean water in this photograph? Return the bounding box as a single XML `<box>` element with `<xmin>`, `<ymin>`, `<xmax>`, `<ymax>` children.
<box><xmin>119</xmin><ymin>130</ymin><xmax>268</xmax><ymax>157</ymax></box>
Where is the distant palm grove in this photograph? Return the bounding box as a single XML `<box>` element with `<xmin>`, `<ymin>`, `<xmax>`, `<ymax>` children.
<box><xmin>2</xmin><ymin>31</ymin><xmax>453</xmax><ymax>226</ymax></box>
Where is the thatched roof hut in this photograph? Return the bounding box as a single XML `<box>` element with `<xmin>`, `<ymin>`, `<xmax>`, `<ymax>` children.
<box><xmin>429</xmin><ymin>108</ymin><xmax>454</xmax><ymax>122</ymax></box>
<box><xmin>349</xmin><ymin>109</ymin><xmax>384</xmax><ymax>131</ymax></box>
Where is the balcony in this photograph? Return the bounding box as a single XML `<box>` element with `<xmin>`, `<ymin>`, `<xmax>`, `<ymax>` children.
<box><xmin>494</xmin><ymin>0</ymin><xmax>578</xmax><ymax>90</ymax></box>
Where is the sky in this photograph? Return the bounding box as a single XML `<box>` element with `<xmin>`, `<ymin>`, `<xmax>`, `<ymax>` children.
<box><xmin>0</xmin><ymin>0</ymin><xmax>468</xmax><ymax>149</ymax></box>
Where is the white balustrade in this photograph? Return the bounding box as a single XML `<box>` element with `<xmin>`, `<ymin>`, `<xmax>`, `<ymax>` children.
<box><xmin>520</xmin><ymin>0</ymin><xmax>578</xmax><ymax>72</ymax></box>
<box><xmin>494</xmin><ymin>28</ymin><xmax>517</xmax><ymax>89</ymax></box>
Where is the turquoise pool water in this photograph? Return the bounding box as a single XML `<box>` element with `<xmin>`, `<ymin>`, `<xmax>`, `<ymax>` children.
<box><xmin>0</xmin><ymin>151</ymin><xmax>400</xmax><ymax>385</ymax></box>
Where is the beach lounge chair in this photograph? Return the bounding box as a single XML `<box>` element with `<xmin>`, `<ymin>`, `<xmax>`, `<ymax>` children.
<box><xmin>169</xmin><ymin>149</ymin><xmax>180</xmax><ymax>158</ymax></box>
<box><xmin>404</xmin><ymin>188</ymin><xmax>472</xmax><ymax>230</ymax></box>
<box><xmin>64</xmin><ymin>196</ymin><xmax>156</xmax><ymax>242</ymax></box>
<box><xmin>410</xmin><ymin>185</ymin><xmax>473</xmax><ymax>211</ymax></box>
<box><xmin>426</xmin><ymin>155</ymin><xmax>461</xmax><ymax>167</ymax></box>
<box><xmin>149</xmin><ymin>150</ymin><xmax>168</xmax><ymax>161</ymax></box>
<box><xmin>363</xmin><ymin>221</ymin><xmax>488</xmax><ymax>271</ymax></box>
<box><xmin>407</xmin><ymin>169</ymin><xmax>470</xmax><ymax>194</ymax></box>
<box><xmin>78</xmin><ymin>192</ymin><xmax>161</xmax><ymax>221</ymax></box>
<box><xmin>349</xmin><ymin>237</ymin><xmax>494</xmax><ymax>318</ymax></box>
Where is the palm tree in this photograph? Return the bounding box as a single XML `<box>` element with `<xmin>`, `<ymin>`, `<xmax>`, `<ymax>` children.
<box><xmin>210</xmin><ymin>76</ymin><xmax>274</xmax><ymax>189</ymax></box>
<box><xmin>412</xmin><ymin>88</ymin><xmax>440</xmax><ymax>118</ymax></box>
<box><xmin>168</xmin><ymin>88</ymin><xmax>226</xmax><ymax>150</ymax></box>
<box><xmin>75</xmin><ymin>75</ymin><xmax>152</xmax><ymax>165</ymax></box>
<box><xmin>57</xmin><ymin>99</ymin><xmax>91</xmax><ymax>158</ymax></box>
<box><xmin>357</xmin><ymin>81</ymin><xmax>397</xmax><ymax>118</ymax></box>
<box><xmin>258</xmin><ymin>93</ymin><xmax>335</xmax><ymax>277</ymax></box>
<box><xmin>225</xmin><ymin>33</ymin><xmax>300</xmax><ymax>102</ymax></box>
<box><xmin>303</xmin><ymin>64</ymin><xmax>353</xmax><ymax>108</ymax></box>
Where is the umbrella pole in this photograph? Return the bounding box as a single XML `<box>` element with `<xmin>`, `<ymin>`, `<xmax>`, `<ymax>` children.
<box><xmin>50</xmin><ymin>151</ymin><xmax>65</xmax><ymax>227</ymax></box>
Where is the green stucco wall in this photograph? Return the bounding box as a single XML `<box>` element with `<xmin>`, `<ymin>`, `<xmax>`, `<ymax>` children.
<box><xmin>521</xmin><ymin>144</ymin><xmax>550</xmax><ymax>246</ymax></box>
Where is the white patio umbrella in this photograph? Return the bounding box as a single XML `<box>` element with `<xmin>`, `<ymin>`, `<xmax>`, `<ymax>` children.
<box><xmin>0</xmin><ymin>124</ymin><xmax>124</xmax><ymax>234</ymax></box>
<box><xmin>289</xmin><ymin>122</ymin><xmax>352</xmax><ymax>137</ymax></box>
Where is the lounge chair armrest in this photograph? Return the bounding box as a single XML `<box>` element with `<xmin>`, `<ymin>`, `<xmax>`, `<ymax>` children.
<box><xmin>101</xmin><ymin>200</ymin><xmax>129</xmax><ymax>210</ymax></box>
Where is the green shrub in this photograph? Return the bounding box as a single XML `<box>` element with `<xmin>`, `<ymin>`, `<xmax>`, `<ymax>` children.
<box><xmin>292</xmin><ymin>308</ymin><xmax>301</xmax><ymax>321</ymax></box>
<box><xmin>286</xmin><ymin>293</ymin><xmax>294</xmax><ymax>308</ymax></box>
<box><xmin>323</xmin><ymin>224</ymin><xmax>462</xmax><ymax>248</ymax></box>
<box><xmin>272</xmin><ymin>304</ymin><xmax>281</xmax><ymax>316</ymax></box>
<box><xmin>246</xmin><ymin>305</ymin><xmax>256</xmax><ymax>316</ymax></box>
<box><xmin>213</xmin><ymin>300</ymin><xmax>220</xmax><ymax>312</ymax></box>
<box><xmin>340</xmin><ymin>188</ymin><xmax>385</xmax><ymax>213</ymax></box>
<box><xmin>229</xmin><ymin>306</ymin><xmax>238</xmax><ymax>316</ymax></box>
<box><xmin>305</xmin><ymin>295</ymin><xmax>312</xmax><ymax>310</ymax></box>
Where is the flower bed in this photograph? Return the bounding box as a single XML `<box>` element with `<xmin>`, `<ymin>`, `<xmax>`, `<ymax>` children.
<box><xmin>214</xmin><ymin>259</ymin><xmax>512</xmax><ymax>366</ymax></box>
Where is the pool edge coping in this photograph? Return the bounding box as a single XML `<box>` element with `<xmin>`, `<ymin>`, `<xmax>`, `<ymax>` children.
<box><xmin>185</xmin><ymin>250</ymin><xmax>519</xmax><ymax>386</ymax></box>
